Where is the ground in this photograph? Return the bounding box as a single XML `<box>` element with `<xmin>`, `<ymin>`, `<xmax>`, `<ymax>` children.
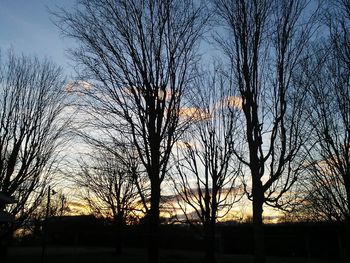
<box><xmin>6</xmin><ymin>246</ymin><xmax>341</xmax><ymax>263</ymax></box>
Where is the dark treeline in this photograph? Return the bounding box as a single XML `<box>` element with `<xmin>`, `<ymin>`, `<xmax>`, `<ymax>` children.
<box><xmin>17</xmin><ymin>215</ymin><xmax>346</xmax><ymax>261</ymax></box>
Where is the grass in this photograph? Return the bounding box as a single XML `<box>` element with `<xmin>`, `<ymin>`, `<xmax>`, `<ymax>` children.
<box><xmin>6</xmin><ymin>246</ymin><xmax>342</xmax><ymax>263</ymax></box>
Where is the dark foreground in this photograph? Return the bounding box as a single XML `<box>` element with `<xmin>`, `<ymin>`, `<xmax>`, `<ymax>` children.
<box><xmin>6</xmin><ymin>246</ymin><xmax>341</xmax><ymax>263</ymax></box>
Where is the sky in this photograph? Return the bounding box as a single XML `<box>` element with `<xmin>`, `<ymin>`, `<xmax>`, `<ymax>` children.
<box><xmin>0</xmin><ymin>0</ymin><xmax>220</xmax><ymax>77</ymax></box>
<box><xmin>0</xmin><ymin>0</ymin><xmax>76</xmax><ymax>76</ymax></box>
<box><xmin>0</xmin><ymin>0</ymin><xmax>289</xmax><ymax>221</ymax></box>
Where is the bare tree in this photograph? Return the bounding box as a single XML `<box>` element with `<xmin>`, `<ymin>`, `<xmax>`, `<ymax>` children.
<box><xmin>293</xmin><ymin>0</ymin><xmax>350</xmax><ymax>227</ymax></box>
<box><xmin>75</xmin><ymin>141</ymin><xmax>149</xmax><ymax>253</ymax></box>
<box><xmin>76</xmin><ymin>142</ymin><xmax>150</xmax><ymax>223</ymax></box>
<box><xmin>54</xmin><ymin>1</ymin><xmax>207</xmax><ymax>261</ymax></box>
<box><xmin>172</xmin><ymin>66</ymin><xmax>243</xmax><ymax>263</ymax></box>
<box><xmin>212</xmin><ymin>1</ymin><xmax>318</xmax><ymax>262</ymax></box>
<box><xmin>26</xmin><ymin>190</ymin><xmax>70</xmax><ymax>238</ymax></box>
<box><xmin>0</xmin><ymin>50</ymin><xmax>69</xmax><ymax>228</ymax></box>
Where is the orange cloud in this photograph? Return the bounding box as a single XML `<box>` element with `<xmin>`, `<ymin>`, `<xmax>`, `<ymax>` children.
<box><xmin>178</xmin><ymin>107</ymin><xmax>210</xmax><ymax>121</ymax></box>
<box><xmin>215</xmin><ymin>96</ymin><xmax>242</xmax><ymax>110</ymax></box>
<box><xmin>174</xmin><ymin>140</ymin><xmax>197</xmax><ymax>149</ymax></box>
<box><xmin>65</xmin><ymin>80</ymin><xmax>92</xmax><ymax>95</ymax></box>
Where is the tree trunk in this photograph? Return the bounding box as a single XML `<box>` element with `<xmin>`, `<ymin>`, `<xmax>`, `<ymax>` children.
<box><xmin>114</xmin><ymin>214</ymin><xmax>124</xmax><ymax>255</ymax></box>
<box><xmin>0</xmin><ymin>228</ymin><xmax>8</xmax><ymax>263</ymax></box>
<box><xmin>344</xmin><ymin>220</ymin><xmax>350</xmax><ymax>260</ymax></box>
<box><xmin>253</xmin><ymin>182</ymin><xmax>265</xmax><ymax>263</ymax></box>
<box><xmin>148</xmin><ymin>181</ymin><xmax>160</xmax><ymax>263</ymax></box>
<box><xmin>204</xmin><ymin>222</ymin><xmax>216</xmax><ymax>263</ymax></box>
<box><xmin>344</xmin><ymin>177</ymin><xmax>350</xmax><ymax>260</ymax></box>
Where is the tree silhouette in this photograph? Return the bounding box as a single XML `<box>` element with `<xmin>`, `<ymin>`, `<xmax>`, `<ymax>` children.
<box><xmin>173</xmin><ymin>66</ymin><xmax>243</xmax><ymax>263</ymax></box>
<box><xmin>0</xmin><ymin>50</ymin><xmax>69</xmax><ymax>228</ymax></box>
<box><xmin>293</xmin><ymin>1</ymin><xmax>350</xmax><ymax>257</ymax></box>
<box><xmin>291</xmin><ymin>0</ymin><xmax>350</xmax><ymax>223</ymax></box>
<box><xmin>77</xmin><ymin>143</ymin><xmax>149</xmax><ymax>223</ymax></box>
<box><xmin>54</xmin><ymin>1</ymin><xmax>207</xmax><ymax>262</ymax></box>
<box><xmin>212</xmin><ymin>1</ymin><xmax>318</xmax><ymax>262</ymax></box>
<box><xmin>75</xmin><ymin>141</ymin><xmax>150</xmax><ymax>253</ymax></box>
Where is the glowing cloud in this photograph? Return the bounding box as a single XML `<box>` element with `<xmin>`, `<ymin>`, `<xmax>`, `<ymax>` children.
<box><xmin>214</xmin><ymin>96</ymin><xmax>242</xmax><ymax>110</ymax></box>
<box><xmin>177</xmin><ymin>107</ymin><xmax>210</xmax><ymax>121</ymax></box>
<box><xmin>65</xmin><ymin>80</ymin><xmax>92</xmax><ymax>95</ymax></box>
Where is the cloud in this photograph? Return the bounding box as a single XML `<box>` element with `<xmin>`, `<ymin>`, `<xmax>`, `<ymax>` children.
<box><xmin>177</xmin><ymin>107</ymin><xmax>210</xmax><ymax>121</ymax></box>
<box><xmin>122</xmin><ymin>86</ymin><xmax>174</xmax><ymax>101</ymax></box>
<box><xmin>175</xmin><ymin>97</ymin><xmax>242</xmax><ymax>123</ymax></box>
<box><xmin>174</xmin><ymin>140</ymin><xmax>197</xmax><ymax>149</ymax></box>
<box><xmin>214</xmin><ymin>96</ymin><xmax>242</xmax><ymax>110</ymax></box>
<box><xmin>158</xmin><ymin>89</ymin><xmax>173</xmax><ymax>101</ymax></box>
<box><xmin>65</xmin><ymin>80</ymin><xmax>92</xmax><ymax>95</ymax></box>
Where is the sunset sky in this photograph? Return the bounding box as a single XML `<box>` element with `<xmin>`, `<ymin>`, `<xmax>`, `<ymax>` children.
<box><xmin>0</xmin><ymin>0</ymin><xmax>286</xmax><ymax>222</ymax></box>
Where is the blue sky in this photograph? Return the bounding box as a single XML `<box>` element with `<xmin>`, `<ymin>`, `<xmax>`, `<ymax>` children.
<box><xmin>0</xmin><ymin>0</ymin><xmax>76</xmax><ymax>75</ymax></box>
<box><xmin>0</xmin><ymin>0</ymin><xmax>219</xmax><ymax>77</ymax></box>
